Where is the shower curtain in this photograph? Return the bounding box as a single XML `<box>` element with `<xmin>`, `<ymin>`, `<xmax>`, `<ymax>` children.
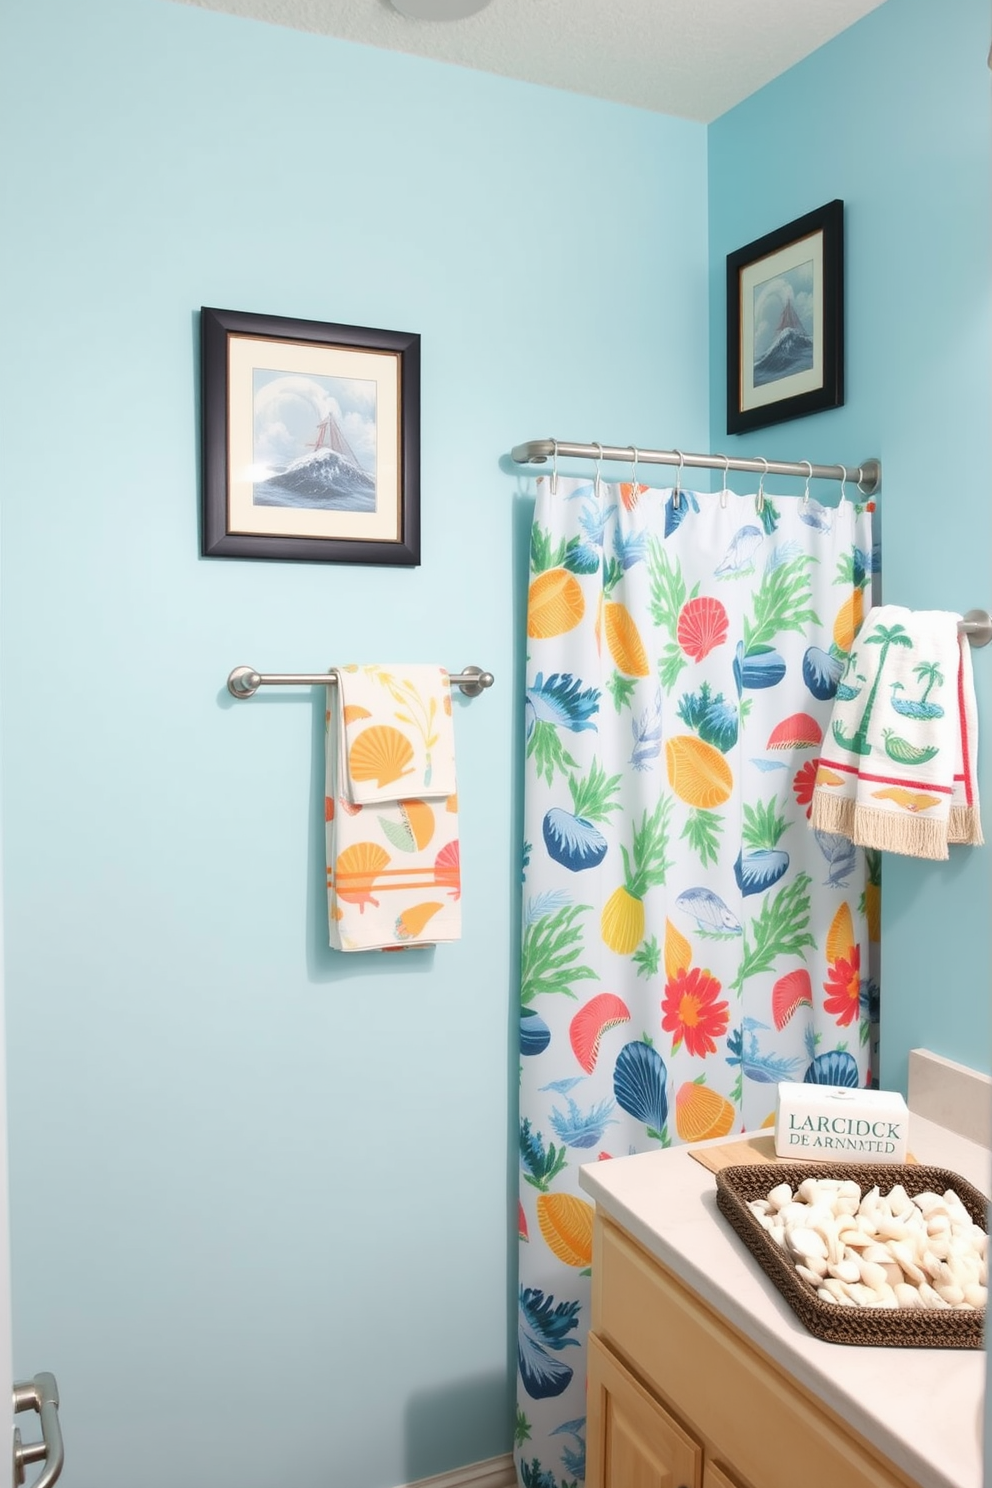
<box><xmin>515</xmin><ymin>473</ymin><xmax>878</xmax><ymax>1488</ymax></box>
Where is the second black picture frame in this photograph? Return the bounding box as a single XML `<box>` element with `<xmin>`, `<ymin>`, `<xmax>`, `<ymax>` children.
<box><xmin>726</xmin><ymin>199</ymin><xmax>844</xmax><ymax>435</ymax></box>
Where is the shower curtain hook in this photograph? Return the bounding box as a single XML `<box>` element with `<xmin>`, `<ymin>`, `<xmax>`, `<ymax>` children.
<box><xmin>672</xmin><ymin>449</ymin><xmax>684</xmax><ymax>509</ymax></box>
<box><xmin>802</xmin><ymin>460</ymin><xmax>813</xmax><ymax>507</ymax></box>
<box><xmin>756</xmin><ymin>457</ymin><xmax>769</xmax><ymax>515</ymax></box>
<box><xmin>629</xmin><ymin>445</ymin><xmax>639</xmax><ymax>490</ymax></box>
<box><xmin>593</xmin><ymin>442</ymin><xmax>604</xmax><ymax>498</ymax></box>
<box><xmin>550</xmin><ymin>439</ymin><xmax>559</xmax><ymax>495</ymax></box>
<box><xmin>837</xmin><ymin>464</ymin><xmax>848</xmax><ymax>504</ymax></box>
<box><xmin>717</xmin><ymin>452</ymin><xmax>731</xmax><ymax>508</ymax></box>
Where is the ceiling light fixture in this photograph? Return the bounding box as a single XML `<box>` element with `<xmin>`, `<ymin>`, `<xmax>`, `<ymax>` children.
<box><xmin>391</xmin><ymin>0</ymin><xmax>492</xmax><ymax>19</ymax></box>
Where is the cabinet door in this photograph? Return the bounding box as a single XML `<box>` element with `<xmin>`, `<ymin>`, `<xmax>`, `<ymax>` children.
<box><xmin>704</xmin><ymin>1463</ymin><xmax>748</xmax><ymax>1488</ymax></box>
<box><xmin>586</xmin><ymin>1332</ymin><xmax>702</xmax><ymax>1488</ymax></box>
<box><xmin>596</xmin><ymin>1220</ymin><xmax>922</xmax><ymax>1488</ymax></box>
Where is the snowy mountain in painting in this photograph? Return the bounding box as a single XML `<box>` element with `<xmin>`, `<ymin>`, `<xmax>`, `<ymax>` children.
<box><xmin>255</xmin><ymin>448</ymin><xmax>376</xmax><ymax>512</ymax></box>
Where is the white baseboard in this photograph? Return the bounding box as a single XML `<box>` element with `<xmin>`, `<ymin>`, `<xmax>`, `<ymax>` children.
<box><xmin>400</xmin><ymin>1453</ymin><xmax>516</xmax><ymax>1488</ymax></box>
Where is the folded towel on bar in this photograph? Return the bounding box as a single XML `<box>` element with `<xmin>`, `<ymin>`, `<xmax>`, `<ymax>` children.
<box><xmin>810</xmin><ymin>605</ymin><xmax>983</xmax><ymax>860</ymax></box>
<box><xmin>325</xmin><ymin>664</ymin><xmax>461</xmax><ymax>951</ymax></box>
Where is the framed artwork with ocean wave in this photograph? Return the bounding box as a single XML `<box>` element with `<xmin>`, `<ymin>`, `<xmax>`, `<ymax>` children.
<box><xmin>726</xmin><ymin>200</ymin><xmax>844</xmax><ymax>434</ymax></box>
<box><xmin>201</xmin><ymin>307</ymin><xmax>420</xmax><ymax>565</ymax></box>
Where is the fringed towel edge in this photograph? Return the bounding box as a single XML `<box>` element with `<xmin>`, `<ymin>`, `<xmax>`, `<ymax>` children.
<box><xmin>811</xmin><ymin>790</ymin><xmax>951</xmax><ymax>861</ymax></box>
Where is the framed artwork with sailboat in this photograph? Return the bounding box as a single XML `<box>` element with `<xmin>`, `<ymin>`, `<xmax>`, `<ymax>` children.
<box><xmin>200</xmin><ymin>307</ymin><xmax>420</xmax><ymax>564</ymax></box>
<box><xmin>726</xmin><ymin>199</ymin><xmax>844</xmax><ymax>434</ymax></box>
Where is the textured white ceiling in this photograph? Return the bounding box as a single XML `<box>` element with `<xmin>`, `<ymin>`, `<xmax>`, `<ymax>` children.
<box><xmin>171</xmin><ymin>0</ymin><xmax>887</xmax><ymax>122</ymax></box>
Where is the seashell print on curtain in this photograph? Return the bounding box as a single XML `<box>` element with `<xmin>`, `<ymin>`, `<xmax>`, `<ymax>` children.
<box><xmin>515</xmin><ymin>475</ymin><xmax>879</xmax><ymax>1487</ymax></box>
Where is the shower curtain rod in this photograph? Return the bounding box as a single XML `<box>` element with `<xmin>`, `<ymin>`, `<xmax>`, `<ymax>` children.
<box><xmin>511</xmin><ymin>439</ymin><xmax>881</xmax><ymax>496</ymax></box>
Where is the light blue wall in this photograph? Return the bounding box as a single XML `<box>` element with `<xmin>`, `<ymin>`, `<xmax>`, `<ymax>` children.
<box><xmin>4</xmin><ymin>2</ymin><xmax>989</xmax><ymax>1484</ymax></box>
<box><xmin>707</xmin><ymin>0</ymin><xmax>992</xmax><ymax>1093</ymax></box>
<box><xmin>709</xmin><ymin>20</ymin><xmax>992</xmax><ymax>1477</ymax></box>
<box><xmin>0</xmin><ymin>2</ymin><xmax>709</xmax><ymax>1485</ymax></box>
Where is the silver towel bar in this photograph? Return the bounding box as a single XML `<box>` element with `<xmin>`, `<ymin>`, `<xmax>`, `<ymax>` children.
<box><xmin>960</xmin><ymin>611</ymin><xmax>992</xmax><ymax>647</ymax></box>
<box><xmin>228</xmin><ymin>665</ymin><xmax>495</xmax><ymax>699</ymax></box>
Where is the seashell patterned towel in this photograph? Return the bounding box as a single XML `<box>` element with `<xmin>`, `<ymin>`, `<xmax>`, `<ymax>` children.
<box><xmin>325</xmin><ymin>665</ymin><xmax>461</xmax><ymax>950</ymax></box>
<box><xmin>810</xmin><ymin>606</ymin><xmax>982</xmax><ymax>860</ymax></box>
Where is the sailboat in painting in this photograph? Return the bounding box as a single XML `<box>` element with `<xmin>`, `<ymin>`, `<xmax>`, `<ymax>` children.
<box><xmin>254</xmin><ymin>410</ymin><xmax>376</xmax><ymax>512</ymax></box>
<box><xmin>753</xmin><ymin>295</ymin><xmax>813</xmax><ymax>387</ymax></box>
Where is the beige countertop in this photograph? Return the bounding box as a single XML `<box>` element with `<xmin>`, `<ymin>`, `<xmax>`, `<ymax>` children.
<box><xmin>579</xmin><ymin>1114</ymin><xmax>989</xmax><ymax>1488</ymax></box>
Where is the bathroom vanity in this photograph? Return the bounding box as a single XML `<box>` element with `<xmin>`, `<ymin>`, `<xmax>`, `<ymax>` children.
<box><xmin>578</xmin><ymin>1102</ymin><xmax>989</xmax><ymax>1488</ymax></box>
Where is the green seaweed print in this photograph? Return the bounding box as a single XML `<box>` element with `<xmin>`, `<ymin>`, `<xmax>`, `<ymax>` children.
<box><xmin>520</xmin><ymin>898</ymin><xmax>598</xmax><ymax>1006</ymax></box>
<box><xmin>730</xmin><ymin>872</ymin><xmax>815</xmax><ymax>995</ymax></box>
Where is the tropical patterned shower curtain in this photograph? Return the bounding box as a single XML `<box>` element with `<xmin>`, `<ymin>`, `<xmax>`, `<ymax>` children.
<box><xmin>515</xmin><ymin>473</ymin><xmax>878</xmax><ymax>1488</ymax></box>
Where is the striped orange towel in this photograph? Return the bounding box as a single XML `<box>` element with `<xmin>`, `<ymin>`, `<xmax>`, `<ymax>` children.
<box><xmin>325</xmin><ymin>665</ymin><xmax>461</xmax><ymax>951</ymax></box>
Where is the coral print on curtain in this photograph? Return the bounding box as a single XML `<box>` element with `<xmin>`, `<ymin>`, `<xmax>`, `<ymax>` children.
<box><xmin>515</xmin><ymin>473</ymin><xmax>878</xmax><ymax>1487</ymax></box>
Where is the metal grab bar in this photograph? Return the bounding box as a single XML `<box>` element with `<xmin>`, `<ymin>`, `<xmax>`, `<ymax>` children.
<box><xmin>227</xmin><ymin>664</ymin><xmax>495</xmax><ymax>698</ymax></box>
<box><xmin>13</xmin><ymin>1373</ymin><xmax>64</xmax><ymax>1488</ymax></box>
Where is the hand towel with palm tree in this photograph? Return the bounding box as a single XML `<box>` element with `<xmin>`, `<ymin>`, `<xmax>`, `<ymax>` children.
<box><xmin>810</xmin><ymin>605</ymin><xmax>983</xmax><ymax>859</ymax></box>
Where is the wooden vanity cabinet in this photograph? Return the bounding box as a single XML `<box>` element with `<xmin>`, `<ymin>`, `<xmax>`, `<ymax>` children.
<box><xmin>587</xmin><ymin>1332</ymin><xmax>704</xmax><ymax>1488</ymax></box>
<box><xmin>586</xmin><ymin>1213</ymin><xmax>920</xmax><ymax>1488</ymax></box>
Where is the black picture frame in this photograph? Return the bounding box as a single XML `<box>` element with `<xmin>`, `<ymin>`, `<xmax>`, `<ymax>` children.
<box><xmin>726</xmin><ymin>199</ymin><xmax>844</xmax><ymax>435</ymax></box>
<box><xmin>201</xmin><ymin>307</ymin><xmax>420</xmax><ymax>565</ymax></box>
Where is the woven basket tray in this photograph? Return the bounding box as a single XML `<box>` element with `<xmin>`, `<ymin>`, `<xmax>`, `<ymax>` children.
<box><xmin>715</xmin><ymin>1162</ymin><xmax>987</xmax><ymax>1348</ymax></box>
